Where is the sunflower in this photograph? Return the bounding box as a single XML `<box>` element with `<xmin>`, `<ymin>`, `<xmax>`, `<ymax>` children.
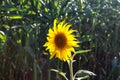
<box><xmin>44</xmin><ymin>19</ymin><xmax>79</xmax><ymax>61</ymax></box>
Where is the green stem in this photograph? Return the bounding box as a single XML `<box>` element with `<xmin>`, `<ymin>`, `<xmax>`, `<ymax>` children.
<box><xmin>57</xmin><ymin>60</ymin><xmax>60</xmax><ymax>79</ymax></box>
<box><xmin>68</xmin><ymin>59</ymin><xmax>74</xmax><ymax>80</ymax></box>
<box><xmin>48</xmin><ymin>60</ymin><xmax>51</xmax><ymax>80</ymax></box>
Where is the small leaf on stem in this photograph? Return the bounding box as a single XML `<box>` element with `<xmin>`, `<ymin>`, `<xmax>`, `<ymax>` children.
<box><xmin>51</xmin><ymin>69</ymin><xmax>68</xmax><ymax>80</ymax></box>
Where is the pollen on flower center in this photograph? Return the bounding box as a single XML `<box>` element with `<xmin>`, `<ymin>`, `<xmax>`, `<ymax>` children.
<box><xmin>54</xmin><ymin>33</ymin><xmax>67</xmax><ymax>49</ymax></box>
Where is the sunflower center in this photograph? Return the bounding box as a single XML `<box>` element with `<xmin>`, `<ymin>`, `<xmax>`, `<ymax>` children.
<box><xmin>54</xmin><ymin>33</ymin><xmax>67</xmax><ymax>49</ymax></box>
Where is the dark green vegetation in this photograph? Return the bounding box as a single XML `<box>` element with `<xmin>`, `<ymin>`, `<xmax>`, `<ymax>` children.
<box><xmin>0</xmin><ymin>0</ymin><xmax>120</xmax><ymax>80</ymax></box>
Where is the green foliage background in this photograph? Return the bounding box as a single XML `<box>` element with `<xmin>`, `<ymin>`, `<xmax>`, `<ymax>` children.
<box><xmin>0</xmin><ymin>0</ymin><xmax>120</xmax><ymax>80</ymax></box>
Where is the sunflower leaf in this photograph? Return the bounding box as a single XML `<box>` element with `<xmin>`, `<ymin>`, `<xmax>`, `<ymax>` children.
<box><xmin>76</xmin><ymin>75</ymin><xmax>89</xmax><ymax>80</ymax></box>
<box><xmin>51</xmin><ymin>69</ymin><xmax>68</xmax><ymax>80</ymax></box>
<box><xmin>75</xmin><ymin>50</ymin><xmax>91</xmax><ymax>54</ymax></box>
<box><xmin>74</xmin><ymin>70</ymin><xmax>96</xmax><ymax>79</ymax></box>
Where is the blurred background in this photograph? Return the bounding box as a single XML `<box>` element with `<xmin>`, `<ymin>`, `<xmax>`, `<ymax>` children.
<box><xmin>0</xmin><ymin>0</ymin><xmax>120</xmax><ymax>80</ymax></box>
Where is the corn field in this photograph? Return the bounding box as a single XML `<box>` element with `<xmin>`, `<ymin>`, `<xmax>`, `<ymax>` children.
<box><xmin>0</xmin><ymin>0</ymin><xmax>120</xmax><ymax>80</ymax></box>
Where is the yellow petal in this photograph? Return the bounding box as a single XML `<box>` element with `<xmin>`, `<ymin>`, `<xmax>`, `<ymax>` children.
<box><xmin>53</xmin><ymin>19</ymin><xmax>57</xmax><ymax>33</ymax></box>
<box><xmin>63</xmin><ymin>23</ymin><xmax>71</xmax><ymax>32</ymax></box>
<box><xmin>58</xmin><ymin>21</ymin><xmax>64</xmax><ymax>32</ymax></box>
<box><xmin>50</xmin><ymin>52</ymin><xmax>56</xmax><ymax>59</ymax></box>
